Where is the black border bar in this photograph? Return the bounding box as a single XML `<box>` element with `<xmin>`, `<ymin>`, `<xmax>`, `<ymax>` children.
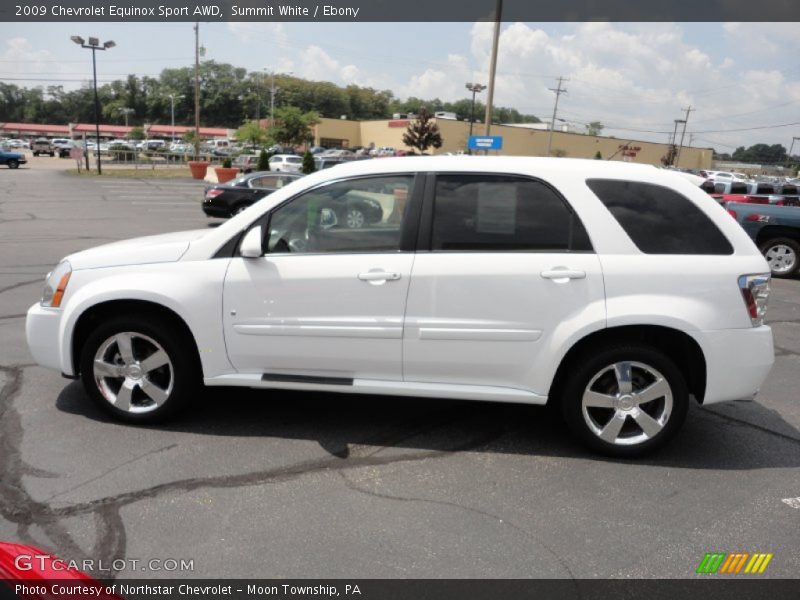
<box><xmin>3</xmin><ymin>0</ymin><xmax>800</xmax><ymax>22</ymax></box>
<box><xmin>3</xmin><ymin>579</ymin><xmax>800</xmax><ymax>600</ymax></box>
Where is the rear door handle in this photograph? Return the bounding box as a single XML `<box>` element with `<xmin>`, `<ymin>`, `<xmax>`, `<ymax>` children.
<box><xmin>540</xmin><ymin>268</ymin><xmax>586</xmax><ymax>281</ymax></box>
<box><xmin>358</xmin><ymin>271</ymin><xmax>402</xmax><ymax>282</ymax></box>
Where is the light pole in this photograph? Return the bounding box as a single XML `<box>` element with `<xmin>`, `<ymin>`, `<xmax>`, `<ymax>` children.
<box><xmin>465</xmin><ymin>82</ymin><xmax>486</xmax><ymax>154</ymax></box>
<box><xmin>117</xmin><ymin>107</ymin><xmax>134</xmax><ymax>127</ymax></box>
<box><xmin>166</xmin><ymin>93</ymin><xmax>184</xmax><ymax>141</ymax></box>
<box><xmin>71</xmin><ymin>36</ymin><xmax>115</xmax><ymax>175</ymax></box>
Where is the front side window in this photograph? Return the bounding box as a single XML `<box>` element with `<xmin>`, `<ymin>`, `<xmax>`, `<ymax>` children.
<box><xmin>587</xmin><ymin>179</ymin><xmax>733</xmax><ymax>255</ymax></box>
<box><xmin>430</xmin><ymin>174</ymin><xmax>591</xmax><ymax>252</ymax></box>
<box><xmin>266</xmin><ymin>175</ymin><xmax>414</xmax><ymax>254</ymax></box>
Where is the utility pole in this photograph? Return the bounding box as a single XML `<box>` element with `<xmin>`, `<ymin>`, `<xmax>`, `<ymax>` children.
<box><xmin>676</xmin><ymin>105</ymin><xmax>694</xmax><ymax>167</ymax></box>
<box><xmin>193</xmin><ymin>22</ymin><xmax>200</xmax><ymax>159</ymax></box>
<box><xmin>483</xmin><ymin>0</ymin><xmax>502</xmax><ymax>138</ymax></box>
<box><xmin>269</xmin><ymin>71</ymin><xmax>277</xmax><ymax>127</ymax></box>
<box><xmin>546</xmin><ymin>76</ymin><xmax>568</xmax><ymax>156</ymax></box>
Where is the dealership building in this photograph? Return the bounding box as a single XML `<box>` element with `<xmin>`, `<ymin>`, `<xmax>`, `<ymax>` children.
<box><xmin>311</xmin><ymin>117</ymin><xmax>713</xmax><ymax>169</ymax></box>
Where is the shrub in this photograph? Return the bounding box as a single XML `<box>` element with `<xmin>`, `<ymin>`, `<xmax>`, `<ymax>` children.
<box><xmin>257</xmin><ymin>148</ymin><xmax>270</xmax><ymax>171</ymax></box>
<box><xmin>301</xmin><ymin>150</ymin><xmax>315</xmax><ymax>174</ymax></box>
<box><xmin>222</xmin><ymin>157</ymin><xmax>232</xmax><ymax>168</ymax></box>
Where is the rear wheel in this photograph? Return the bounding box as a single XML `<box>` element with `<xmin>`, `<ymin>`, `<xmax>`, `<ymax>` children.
<box><xmin>7</xmin><ymin>160</ymin><xmax>19</xmax><ymax>169</ymax></box>
<box><xmin>759</xmin><ymin>237</ymin><xmax>800</xmax><ymax>278</ymax></box>
<box><xmin>79</xmin><ymin>315</ymin><xmax>199</xmax><ymax>423</ymax></box>
<box><xmin>345</xmin><ymin>207</ymin><xmax>366</xmax><ymax>229</ymax></box>
<box><xmin>560</xmin><ymin>344</ymin><xmax>689</xmax><ymax>457</ymax></box>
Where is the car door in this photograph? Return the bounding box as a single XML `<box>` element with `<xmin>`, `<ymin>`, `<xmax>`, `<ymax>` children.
<box><xmin>223</xmin><ymin>173</ymin><xmax>421</xmax><ymax>382</ymax></box>
<box><xmin>403</xmin><ymin>173</ymin><xmax>605</xmax><ymax>395</ymax></box>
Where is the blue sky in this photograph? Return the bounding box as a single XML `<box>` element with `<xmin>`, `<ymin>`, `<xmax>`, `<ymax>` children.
<box><xmin>1</xmin><ymin>21</ymin><xmax>799</xmax><ymax>151</ymax></box>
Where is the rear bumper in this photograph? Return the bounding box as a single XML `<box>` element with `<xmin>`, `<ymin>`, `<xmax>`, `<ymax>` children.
<box><xmin>26</xmin><ymin>303</ymin><xmax>66</xmax><ymax>373</ymax></box>
<box><xmin>202</xmin><ymin>202</ymin><xmax>231</xmax><ymax>218</ymax></box>
<box><xmin>693</xmin><ymin>326</ymin><xmax>774</xmax><ymax>404</ymax></box>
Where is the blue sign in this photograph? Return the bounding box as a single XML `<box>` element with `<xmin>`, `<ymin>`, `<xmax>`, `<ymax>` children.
<box><xmin>468</xmin><ymin>135</ymin><xmax>503</xmax><ymax>151</ymax></box>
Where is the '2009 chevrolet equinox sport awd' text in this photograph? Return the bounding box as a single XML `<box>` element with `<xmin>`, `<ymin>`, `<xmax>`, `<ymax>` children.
<box><xmin>26</xmin><ymin>157</ymin><xmax>774</xmax><ymax>456</ymax></box>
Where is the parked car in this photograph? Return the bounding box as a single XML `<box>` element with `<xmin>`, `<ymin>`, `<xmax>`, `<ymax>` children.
<box><xmin>202</xmin><ymin>172</ymin><xmax>302</xmax><ymax>218</ymax></box>
<box><xmin>138</xmin><ymin>140</ymin><xmax>166</xmax><ymax>151</ymax></box>
<box><xmin>6</xmin><ymin>139</ymin><xmax>29</xmax><ymax>149</ymax></box>
<box><xmin>0</xmin><ymin>149</ymin><xmax>26</xmax><ymax>168</ymax></box>
<box><xmin>25</xmin><ymin>158</ymin><xmax>774</xmax><ymax>457</ymax></box>
<box><xmin>725</xmin><ymin>201</ymin><xmax>800</xmax><ymax>277</ymax></box>
<box><xmin>31</xmin><ymin>138</ymin><xmax>55</xmax><ymax>157</ymax></box>
<box><xmin>308</xmin><ymin>146</ymin><xmax>327</xmax><ymax>154</ymax></box>
<box><xmin>269</xmin><ymin>153</ymin><xmax>303</xmax><ymax>172</ymax></box>
<box><xmin>232</xmin><ymin>154</ymin><xmax>261</xmax><ymax>173</ymax></box>
<box><xmin>51</xmin><ymin>138</ymin><xmax>75</xmax><ymax>158</ymax></box>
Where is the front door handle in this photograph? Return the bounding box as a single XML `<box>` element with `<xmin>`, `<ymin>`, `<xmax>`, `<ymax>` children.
<box><xmin>358</xmin><ymin>271</ymin><xmax>402</xmax><ymax>283</ymax></box>
<box><xmin>540</xmin><ymin>268</ymin><xmax>586</xmax><ymax>281</ymax></box>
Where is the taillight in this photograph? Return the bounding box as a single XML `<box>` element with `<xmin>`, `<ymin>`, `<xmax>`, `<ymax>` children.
<box><xmin>745</xmin><ymin>213</ymin><xmax>769</xmax><ymax>223</ymax></box>
<box><xmin>205</xmin><ymin>189</ymin><xmax>224</xmax><ymax>199</ymax></box>
<box><xmin>738</xmin><ymin>274</ymin><xmax>770</xmax><ymax>327</ymax></box>
<box><xmin>727</xmin><ymin>209</ymin><xmax>737</xmax><ymax>219</ymax></box>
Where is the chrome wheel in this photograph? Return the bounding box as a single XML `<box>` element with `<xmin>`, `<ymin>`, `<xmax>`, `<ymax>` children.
<box><xmin>345</xmin><ymin>208</ymin><xmax>365</xmax><ymax>229</ymax></box>
<box><xmin>581</xmin><ymin>361</ymin><xmax>673</xmax><ymax>446</ymax></box>
<box><xmin>765</xmin><ymin>244</ymin><xmax>796</xmax><ymax>275</ymax></box>
<box><xmin>93</xmin><ymin>332</ymin><xmax>173</xmax><ymax>414</ymax></box>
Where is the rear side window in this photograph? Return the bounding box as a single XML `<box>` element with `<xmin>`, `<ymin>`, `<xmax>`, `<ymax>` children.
<box><xmin>431</xmin><ymin>174</ymin><xmax>592</xmax><ymax>252</ymax></box>
<box><xmin>587</xmin><ymin>179</ymin><xmax>733</xmax><ymax>255</ymax></box>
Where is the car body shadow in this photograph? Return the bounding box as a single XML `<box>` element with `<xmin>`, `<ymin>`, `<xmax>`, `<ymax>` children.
<box><xmin>55</xmin><ymin>381</ymin><xmax>800</xmax><ymax>470</ymax></box>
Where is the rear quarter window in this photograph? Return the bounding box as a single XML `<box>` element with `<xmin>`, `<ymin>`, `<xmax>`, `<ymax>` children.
<box><xmin>586</xmin><ymin>179</ymin><xmax>733</xmax><ymax>255</ymax></box>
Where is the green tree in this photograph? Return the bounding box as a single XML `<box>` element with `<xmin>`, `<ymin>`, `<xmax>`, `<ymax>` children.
<box><xmin>257</xmin><ymin>148</ymin><xmax>270</xmax><ymax>171</ymax></box>
<box><xmin>235</xmin><ymin>120</ymin><xmax>269</xmax><ymax>148</ymax></box>
<box><xmin>301</xmin><ymin>150</ymin><xmax>316</xmax><ymax>174</ymax></box>
<box><xmin>128</xmin><ymin>126</ymin><xmax>146</xmax><ymax>140</ymax></box>
<box><xmin>594</xmin><ymin>150</ymin><xmax>602</xmax><ymax>159</ymax></box>
<box><xmin>271</xmin><ymin>106</ymin><xmax>319</xmax><ymax>147</ymax></box>
<box><xmin>402</xmin><ymin>108</ymin><xmax>443</xmax><ymax>154</ymax></box>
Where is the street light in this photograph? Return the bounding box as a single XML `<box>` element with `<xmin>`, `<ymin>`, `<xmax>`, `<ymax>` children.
<box><xmin>465</xmin><ymin>82</ymin><xmax>486</xmax><ymax>154</ymax></box>
<box><xmin>165</xmin><ymin>93</ymin><xmax>184</xmax><ymax>141</ymax></box>
<box><xmin>72</xmin><ymin>35</ymin><xmax>115</xmax><ymax>174</ymax></box>
<box><xmin>117</xmin><ymin>107</ymin><xmax>134</xmax><ymax>127</ymax></box>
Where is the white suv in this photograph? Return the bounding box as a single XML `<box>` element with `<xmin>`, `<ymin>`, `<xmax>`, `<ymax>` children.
<box><xmin>26</xmin><ymin>157</ymin><xmax>774</xmax><ymax>456</ymax></box>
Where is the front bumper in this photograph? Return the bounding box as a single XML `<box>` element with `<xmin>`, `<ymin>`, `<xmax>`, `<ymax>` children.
<box><xmin>26</xmin><ymin>303</ymin><xmax>65</xmax><ymax>373</ymax></box>
<box><xmin>694</xmin><ymin>325</ymin><xmax>774</xmax><ymax>404</ymax></box>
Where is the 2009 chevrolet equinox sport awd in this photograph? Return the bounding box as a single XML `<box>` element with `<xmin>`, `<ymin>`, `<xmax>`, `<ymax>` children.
<box><xmin>26</xmin><ymin>157</ymin><xmax>775</xmax><ymax>456</ymax></box>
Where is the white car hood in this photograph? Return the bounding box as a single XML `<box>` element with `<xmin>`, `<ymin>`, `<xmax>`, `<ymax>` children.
<box><xmin>66</xmin><ymin>229</ymin><xmax>207</xmax><ymax>270</ymax></box>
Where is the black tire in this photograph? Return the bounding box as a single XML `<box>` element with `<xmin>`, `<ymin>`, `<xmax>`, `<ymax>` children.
<box><xmin>232</xmin><ymin>204</ymin><xmax>249</xmax><ymax>216</ymax></box>
<box><xmin>79</xmin><ymin>315</ymin><xmax>200</xmax><ymax>423</ymax></box>
<box><xmin>49</xmin><ymin>152</ymin><xmax>54</xmax><ymax>157</ymax></box>
<box><xmin>33</xmin><ymin>152</ymin><xmax>39</xmax><ymax>157</ymax></box>
<box><xmin>759</xmin><ymin>237</ymin><xmax>800</xmax><ymax>278</ymax></box>
<box><xmin>559</xmin><ymin>343</ymin><xmax>689</xmax><ymax>457</ymax></box>
<box><xmin>344</xmin><ymin>207</ymin><xmax>366</xmax><ymax>229</ymax></box>
<box><xmin>7</xmin><ymin>160</ymin><xmax>19</xmax><ymax>169</ymax></box>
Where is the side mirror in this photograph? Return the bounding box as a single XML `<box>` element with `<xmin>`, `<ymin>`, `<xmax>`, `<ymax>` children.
<box><xmin>240</xmin><ymin>226</ymin><xmax>263</xmax><ymax>258</ymax></box>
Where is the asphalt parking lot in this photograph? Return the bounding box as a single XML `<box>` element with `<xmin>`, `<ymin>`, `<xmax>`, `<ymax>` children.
<box><xmin>0</xmin><ymin>159</ymin><xmax>799</xmax><ymax>579</ymax></box>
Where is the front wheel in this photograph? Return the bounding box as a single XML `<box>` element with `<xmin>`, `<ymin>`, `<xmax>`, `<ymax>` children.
<box><xmin>560</xmin><ymin>344</ymin><xmax>689</xmax><ymax>457</ymax></box>
<box><xmin>7</xmin><ymin>160</ymin><xmax>19</xmax><ymax>169</ymax></box>
<box><xmin>79</xmin><ymin>315</ymin><xmax>199</xmax><ymax>423</ymax></box>
<box><xmin>760</xmin><ymin>237</ymin><xmax>800</xmax><ymax>278</ymax></box>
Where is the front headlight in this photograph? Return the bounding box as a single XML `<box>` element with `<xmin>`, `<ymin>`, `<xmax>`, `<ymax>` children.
<box><xmin>41</xmin><ymin>261</ymin><xmax>72</xmax><ymax>308</ymax></box>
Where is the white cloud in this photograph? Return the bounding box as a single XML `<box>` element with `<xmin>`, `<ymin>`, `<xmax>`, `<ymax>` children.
<box><xmin>296</xmin><ymin>45</ymin><xmax>360</xmax><ymax>84</ymax></box>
